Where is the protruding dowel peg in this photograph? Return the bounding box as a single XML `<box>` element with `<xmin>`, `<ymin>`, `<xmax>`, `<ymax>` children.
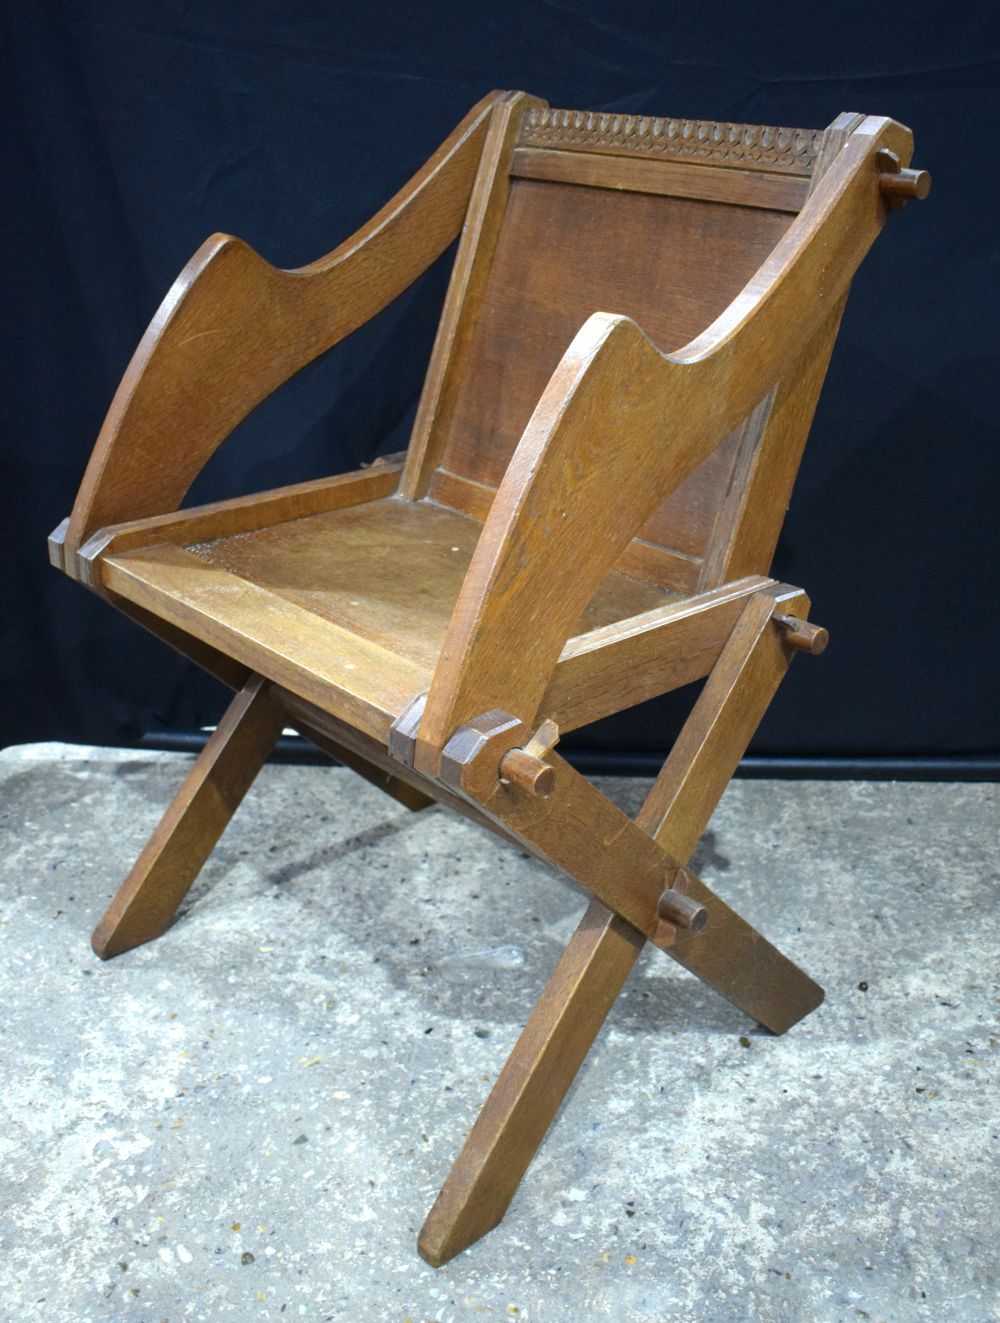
<box><xmin>773</xmin><ymin>614</ymin><xmax>829</xmax><ymax>655</ymax></box>
<box><xmin>499</xmin><ymin>747</ymin><xmax>555</xmax><ymax>798</ymax></box>
<box><xmin>657</xmin><ymin>887</ymin><xmax>709</xmax><ymax>933</ymax></box>
<box><xmin>879</xmin><ymin>167</ymin><xmax>931</xmax><ymax>202</ymax></box>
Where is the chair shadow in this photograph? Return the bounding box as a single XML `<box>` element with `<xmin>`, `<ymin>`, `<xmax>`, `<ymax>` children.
<box><xmin>192</xmin><ymin>805</ymin><xmax>759</xmax><ymax>1038</ymax></box>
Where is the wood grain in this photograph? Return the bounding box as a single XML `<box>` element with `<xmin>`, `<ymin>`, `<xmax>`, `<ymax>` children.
<box><xmin>97</xmin><ymin>495</ymin><xmax>676</xmax><ymax>744</ymax></box>
<box><xmin>65</xmin><ymin>91</ymin><xmax>506</xmax><ymax>550</ymax></box>
<box><xmin>91</xmin><ymin>675</ymin><xmax>284</xmax><ymax>958</ymax></box>
<box><xmin>419</xmin><ymin>583</ymin><xmax>826</xmax><ymax>1265</ymax></box>
<box><xmin>100</xmin><ymin>543</ymin><xmax>431</xmax><ymax>743</ymax></box>
<box><xmin>69</xmin><ymin>463</ymin><xmax>402</xmax><ymax>589</ymax></box>
<box><xmin>637</xmin><ymin>585</ymin><xmax>809</xmax><ymax>856</ymax></box>
<box><xmin>510</xmin><ymin>147</ymin><xmax>809</xmax><ymax>211</ymax></box>
<box><xmin>427</xmin><ymin>468</ymin><xmax>709</xmax><ymax>593</ymax></box>
<box><xmin>188</xmin><ymin>496</ymin><xmax>670</xmax><ymax>668</ymax></box>
<box><xmin>48</xmin><ymin>94</ymin><xmax>926</xmax><ymax>1265</ymax></box>
<box><xmin>697</xmin><ymin>299</ymin><xmax>846</xmax><ymax>588</ymax></box>
<box><xmin>518</xmin><ymin>107</ymin><xmax>824</xmax><ymax>176</ymax></box>
<box><xmin>543</xmin><ymin>575</ymin><xmax>771</xmax><ymax>731</ymax></box>
<box><xmin>418</xmin><ymin>901</ymin><xmax>644</xmax><ymax>1266</ymax></box>
<box><xmin>416</xmin><ymin>114</ymin><xmax>913</xmax><ymax>765</ymax></box>
<box><xmin>400</xmin><ymin>91</ymin><xmax>547</xmax><ymax>499</ymax></box>
<box><xmin>434</xmin><ymin>175</ymin><xmax>793</xmax><ymax>524</ymax></box>
<box><xmin>636</xmin><ymin>585</ymin><xmax>824</xmax><ymax>1032</ymax></box>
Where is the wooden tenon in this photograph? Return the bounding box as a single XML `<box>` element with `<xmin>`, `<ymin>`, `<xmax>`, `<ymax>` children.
<box><xmin>49</xmin><ymin>91</ymin><xmax>928</xmax><ymax>1265</ymax></box>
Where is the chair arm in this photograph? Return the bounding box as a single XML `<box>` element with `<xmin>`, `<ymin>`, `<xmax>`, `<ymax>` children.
<box><xmin>417</xmin><ymin>114</ymin><xmax>914</xmax><ymax>762</ymax></box>
<box><xmin>64</xmin><ymin>91</ymin><xmax>508</xmax><ymax>552</ymax></box>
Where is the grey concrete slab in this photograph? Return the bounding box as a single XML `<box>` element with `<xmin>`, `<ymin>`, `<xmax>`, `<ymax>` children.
<box><xmin>0</xmin><ymin>742</ymin><xmax>996</xmax><ymax>1322</ymax></box>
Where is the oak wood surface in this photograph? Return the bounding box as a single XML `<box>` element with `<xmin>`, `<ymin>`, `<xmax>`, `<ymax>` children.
<box><xmin>677</xmin><ymin>116</ymin><xmax>870</xmax><ymax>590</ymax></box>
<box><xmin>49</xmin><ymin>93</ymin><xmax>926</xmax><ymax>1266</ymax></box>
<box><xmin>100</xmin><ymin>543</ymin><xmax>431</xmax><ymax>743</ymax></box>
<box><xmin>294</xmin><ymin>724</ymin><xmax>434</xmax><ymax>813</ymax></box>
<box><xmin>418</xmin><ymin>589</ymin><xmax>824</xmax><ymax>1266</ymax></box>
<box><xmin>416</xmin><ymin>114</ymin><xmax>912</xmax><ymax>765</ymax></box>
<box><xmin>517</xmin><ymin>107</ymin><xmax>825</xmax><ymax>176</ymax></box>
<box><xmin>427</xmin><ymin>468</ymin><xmax>708</xmax><ymax>593</ymax></box>
<box><xmin>91</xmin><ymin>675</ymin><xmax>284</xmax><ymax>958</ymax></box>
<box><xmin>186</xmin><ymin>496</ymin><xmax>672</xmax><ymax>669</ymax></box>
<box><xmin>809</xmin><ymin>112</ymin><xmax>868</xmax><ymax>196</ymax></box>
<box><xmin>418</xmin><ymin>901</ymin><xmax>644</xmax><ymax>1266</ymax></box>
<box><xmin>436</xmin><ymin>606</ymin><xmax>824</xmax><ymax>1018</ymax></box>
<box><xmin>510</xmin><ymin>147</ymin><xmax>809</xmax><ymax>211</ymax></box>
<box><xmin>432</xmin><ymin>176</ymin><xmax>794</xmax><ymax>563</ymax></box>
<box><xmin>65</xmin><ymin>91</ymin><xmax>506</xmax><ymax>550</ymax></box>
<box><xmin>637</xmin><ymin>585</ymin><xmax>809</xmax><ymax>855</ymax></box>
<box><xmin>276</xmin><ymin>688</ymin><xmax>528</xmax><ymax>855</ymax></box>
<box><xmin>401</xmin><ymin>91</ymin><xmax>547</xmax><ymax>500</ymax></box>
<box><xmin>97</xmin><ymin>496</ymin><xmax>686</xmax><ymax>743</ymax></box>
<box><xmin>541</xmin><ymin>574</ymin><xmax>772</xmax><ymax>731</ymax></box>
<box><xmin>67</xmin><ymin>463</ymin><xmax>403</xmax><ymax>589</ymax></box>
<box><xmin>636</xmin><ymin>585</ymin><xmax>824</xmax><ymax>1028</ymax></box>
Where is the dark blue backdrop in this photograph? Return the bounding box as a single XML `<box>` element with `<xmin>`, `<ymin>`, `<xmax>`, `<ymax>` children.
<box><xmin>3</xmin><ymin>0</ymin><xmax>997</xmax><ymax>761</ymax></box>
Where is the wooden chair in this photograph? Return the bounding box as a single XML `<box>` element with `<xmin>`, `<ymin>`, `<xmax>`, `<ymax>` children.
<box><xmin>49</xmin><ymin>91</ymin><xmax>928</xmax><ymax>1264</ymax></box>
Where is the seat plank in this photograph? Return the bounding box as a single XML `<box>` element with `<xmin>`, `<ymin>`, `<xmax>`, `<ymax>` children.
<box><xmin>99</xmin><ymin>496</ymin><xmax>679</xmax><ymax>742</ymax></box>
<box><xmin>185</xmin><ymin>496</ymin><xmax>674</xmax><ymax>667</ymax></box>
<box><xmin>100</xmin><ymin>544</ymin><xmax>431</xmax><ymax>742</ymax></box>
<box><xmin>65</xmin><ymin>463</ymin><xmax>402</xmax><ymax>589</ymax></box>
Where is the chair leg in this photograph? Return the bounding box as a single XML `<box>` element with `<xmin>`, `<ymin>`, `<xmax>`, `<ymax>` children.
<box><xmin>91</xmin><ymin>674</ymin><xmax>284</xmax><ymax>959</ymax></box>
<box><xmin>420</xmin><ymin>587</ymin><xmax>827</xmax><ymax>1262</ymax></box>
<box><xmin>636</xmin><ymin>585</ymin><xmax>825</xmax><ymax>1033</ymax></box>
<box><xmin>662</xmin><ymin>875</ymin><xmax>823</xmax><ymax>1033</ymax></box>
<box><xmin>418</xmin><ymin>889</ymin><xmax>818</xmax><ymax>1266</ymax></box>
<box><xmin>418</xmin><ymin>900</ymin><xmax>644</xmax><ymax>1267</ymax></box>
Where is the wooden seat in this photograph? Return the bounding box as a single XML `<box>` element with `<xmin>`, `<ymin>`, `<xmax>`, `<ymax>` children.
<box><xmin>49</xmin><ymin>89</ymin><xmax>928</xmax><ymax>1265</ymax></box>
<box><xmin>94</xmin><ymin>484</ymin><xmax>679</xmax><ymax>741</ymax></box>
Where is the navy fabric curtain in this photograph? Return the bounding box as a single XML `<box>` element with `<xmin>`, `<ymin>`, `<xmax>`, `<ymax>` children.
<box><xmin>3</xmin><ymin>0</ymin><xmax>997</xmax><ymax>757</ymax></box>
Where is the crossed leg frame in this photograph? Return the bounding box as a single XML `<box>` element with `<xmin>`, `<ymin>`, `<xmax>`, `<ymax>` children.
<box><xmin>91</xmin><ymin>584</ymin><xmax>826</xmax><ymax>1265</ymax></box>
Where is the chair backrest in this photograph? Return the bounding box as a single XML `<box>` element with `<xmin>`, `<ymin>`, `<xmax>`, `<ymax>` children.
<box><xmin>405</xmin><ymin>103</ymin><xmax>857</xmax><ymax>594</ymax></box>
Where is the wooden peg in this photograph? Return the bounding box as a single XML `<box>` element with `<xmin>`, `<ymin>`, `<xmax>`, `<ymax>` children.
<box><xmin>879</xmin><ymin>167</ymin><xmax>931</xmax><ymax>202</ymax></box>
<box><xmin>499</xmin><ymin>747</ymin><xmax>555</xmax><ymax>797</ymax></box>
<box><xmin>773</xmin><ymin>614</ymin><xmax>829</xmax><ymax>655</ymax></box>
<box><xmin>499</xmin><ymin>718</ymin><xmax>561</xmax><ymax>798</ymax></box>
<box><xmin>876</xmin><ymin>149</ymin><xmax>931</xmax><ymax>211</ymax></box>
<box><xmin>657</xmin><ymin>887</ymin><xmax>708</xmax><ymax>933</ymax></box>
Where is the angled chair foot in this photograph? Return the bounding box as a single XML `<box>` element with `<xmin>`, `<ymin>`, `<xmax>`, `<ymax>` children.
<box><xmin>91</xmin><ymin>674</ymin><xmax>284</xmax><ymax>959</ymax></box>
<box><xmin>419</xmin><ymin>900</ymin><xmax>643</xmax><ymax>1266</ymax></box>
<box><xmin>663</xmin><ymin>873</ymin><xmax>824</xmax><ymax>1034</ymax></box>
<box><xmin>420</xmin><ymin>879</ymin><xmax>820</xmax><ymax>1265</ymax></box>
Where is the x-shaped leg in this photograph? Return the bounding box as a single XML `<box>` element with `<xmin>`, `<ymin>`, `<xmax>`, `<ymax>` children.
<box><xmin>418</xmin><ymin>586</ymin><xmax>824</xmax><ymax>1264</ymax></box>
<box><xmin>92</xmin><ymin>580</ymin><xmax>826</xmax><ymax>1267</ymax></box>
<box><xmin>91</xmin><ymin>672</ymin><xmax>433</xmax><ymax>959</ymax></box>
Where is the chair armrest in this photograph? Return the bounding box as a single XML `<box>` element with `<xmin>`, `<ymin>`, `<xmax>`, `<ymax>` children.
<box><xmin>64</xmin><ymin>91</ymin><xmax>508</xmax><ymax>552</ymax></box>
<box><xmin>417</xmin><ymin>114</ymin><xmax>914</xmax><ymax>762</ymax></box>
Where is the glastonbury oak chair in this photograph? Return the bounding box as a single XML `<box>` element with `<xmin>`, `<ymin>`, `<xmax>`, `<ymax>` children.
<box><xmin>49</xmin><ymin>91</ymin><xmax>928</xmax><ymax>1265</ymax></box>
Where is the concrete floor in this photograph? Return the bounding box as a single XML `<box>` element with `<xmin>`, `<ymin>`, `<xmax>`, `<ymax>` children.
<box><xmin>0</xmin><ymin>742</ymin><xmax>996</xmax><ymax>1322</ymax></box>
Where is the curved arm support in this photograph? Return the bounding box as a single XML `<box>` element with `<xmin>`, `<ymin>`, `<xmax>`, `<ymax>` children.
<box><xmin>65</xmin><ymin>91</ymin><xmax>507</xmax><ymax>551</ymax></box>
<box><xmin>416</xmin><ymin>115</ymin><xmax>913</xmax><ymax>762</ymax></box>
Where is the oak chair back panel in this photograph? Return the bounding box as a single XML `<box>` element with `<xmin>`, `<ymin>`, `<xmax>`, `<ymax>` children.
<box><xmin>425</xmin><ymin>173</ymin><xmax>798</xmax><ymax>587</ymax></box>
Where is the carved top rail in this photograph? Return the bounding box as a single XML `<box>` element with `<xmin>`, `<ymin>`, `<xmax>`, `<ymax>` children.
<box><xmin>517</xmin><ymin>107</ymin><xmax>824</xmax><ymax>176</ymax></box>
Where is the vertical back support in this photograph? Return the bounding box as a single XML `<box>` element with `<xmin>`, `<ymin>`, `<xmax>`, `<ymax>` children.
<box><xmin>404</xmin><ymin>107</ymin><xmax>855</xmax><ymax>594</ymax></box>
